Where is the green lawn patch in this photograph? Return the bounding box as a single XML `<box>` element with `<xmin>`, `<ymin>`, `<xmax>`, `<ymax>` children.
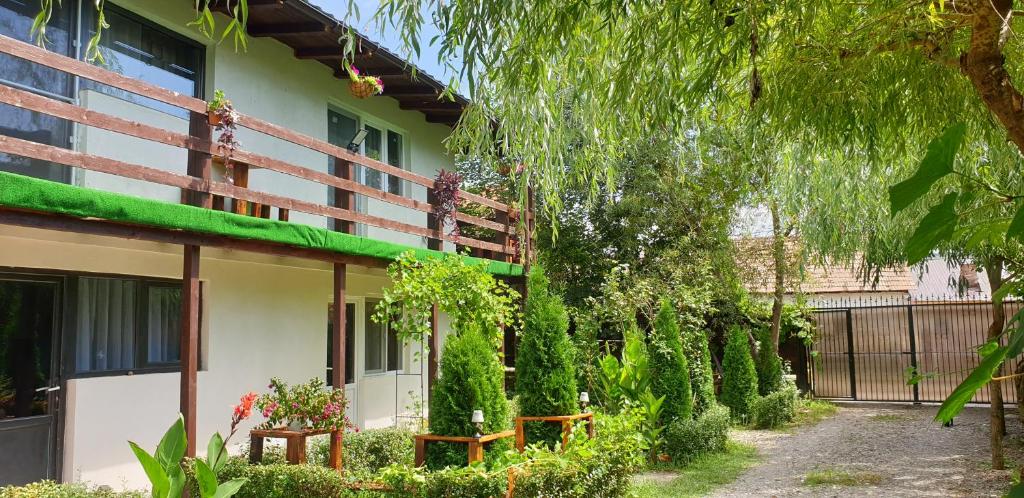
<box><xmin>869</xmin><ymin>413</ymin><xmax>912</xmax><ymax>422</ymax></box>
<box><xmin>788</xmin><ymin>398</ymin><xmax>838</xmax><ymax>428</ymax></box>
<box><xmin>631</xmin><ymin>441</ymin><xmax>760</xmax><ymax>498</ymax></box>
<box><xmin>803</xmin><ymin>468</ymin><xmax>884</xmax><ymax>487</ymax></box>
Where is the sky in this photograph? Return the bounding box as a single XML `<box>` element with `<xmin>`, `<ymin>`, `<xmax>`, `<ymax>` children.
<box><xmin>310</xmin><ymin>0</ymin><xmax>464</xmax><ymax>87</ymax></box>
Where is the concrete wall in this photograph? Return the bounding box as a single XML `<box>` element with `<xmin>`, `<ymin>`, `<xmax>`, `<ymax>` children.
<box><xmin>0</xmin><ymin>226</ymin><xmax>438</xmax><ymax>487</ymax></box>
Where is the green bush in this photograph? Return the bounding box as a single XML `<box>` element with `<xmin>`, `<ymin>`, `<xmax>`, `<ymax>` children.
<box><xmin>0</xmin><ymin>482</ymin><xmax>143</xmax><ymax>498</ymax></box>
<box><xmin>720</xmin><ymin>326</ymin><xmax>759</xmax><ymax>421</ymax></box>
<box><xmin>756</xmin><ymin>328</ymin><xmax>783</xmax><ymax>396</ymax></box>
<box><xmin>302</xmin><ymin>427</ymin><xmax>414</xmax><ymax>478</ymax></box>
<box><xmin>515</xmin><ymin>265</ymin><xmax>579</xmax><ymax>447</ymax></box>
<box><xmin>663</xmin><ymin>403</ymin><xmax>730</xmax><ymax>464</ymax></box>
<box><xmin>683</xmin><ymin>327</ymin><xmax>716</xmax><ymax>416</ymax></box>
<box><xmin>427</xmin><ymin>324</ymin><xmax>511</xmax><ymax>469</ymax></box>
<box><xmin>647</xmin><ymin>299</ymin><xmax>693</xmax><ymax>424</ymax></box>
<box><xmin>751</xmin><ymin>385</ymin><xmax>798</xmax><ymax>429</ymax></box>
<box><xmin>215</xmin><ymin>460</ymin><xmax>361</xmax><ymax>498</ymax></box>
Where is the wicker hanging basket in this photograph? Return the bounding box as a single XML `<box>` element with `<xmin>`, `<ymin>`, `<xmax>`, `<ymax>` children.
<box><xmin>349</xmin><ymin>80</ymin><xmax>379</xmax><ymax>99</ymax></box>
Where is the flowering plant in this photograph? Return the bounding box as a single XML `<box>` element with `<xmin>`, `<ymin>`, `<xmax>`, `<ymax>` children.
<box><xmin>346</xmin><ymin>64</ymin><xmax>384</xmax><ymax>98</ymax></box>
<box><xmin>255</xmin><ymin>377</ymin><xmax>356</xmax><ymax>432</ymax></box>
<box><xmin>207</xmin><ymin>89</ymin><xmax>241</xmax><ymax>183</ymax></box>
<box><xmin>432</xmin><ymin>169</ymin><xmax>463</xmax><ymax>238</ymax></box>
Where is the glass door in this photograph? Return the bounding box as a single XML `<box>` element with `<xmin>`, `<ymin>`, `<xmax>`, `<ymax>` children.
<box><xmin>0</xmin><ymin>276</ymin><xmax>61</xmax><ymax>486</ymax></box>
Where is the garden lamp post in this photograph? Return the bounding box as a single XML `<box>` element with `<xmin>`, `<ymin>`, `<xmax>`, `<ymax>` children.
<box><xmin>471</xmin><ymin>410</ymin><xmax>484</xmax><ymax>438</ymax></box>
<box><xmin>579</xmin><ymin>391</ymin><xmax>590</xmax><ymax>411</ymax></box>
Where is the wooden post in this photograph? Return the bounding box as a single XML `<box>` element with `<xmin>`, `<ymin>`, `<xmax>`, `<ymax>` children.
<box><xmin>467</xmin><ymin>441</ymin><xmax>484</xmax><ymax>465</ymax></box>
<box><xmin>332</xmin><ymin>264</ymin><xmax>346</xmax><ymax>389</ymax></box>
<box><xmin>186</xmin><ymin>111</ymin><xmax>213</xmax><ymax>209</ymax></box>
<box><xmin>414</xmin><ymin>438</ymin><xmax>427</xmax><ymax>467</ymax></box>
<box><xmin>328</xmin><ymin>430</ymin><xmax>343</xmax><ymax>470</ymax></box>
<box><xmin>333</xmin><ymin>158</ymin><xmax>356</xmax><ymax>233</ymax></box>
<box><xmin>428</xmin><ymin>304</ymin><xmax>441</xmax><ymax>392</ymax></box>
<box><xmin>180</xmin><ymin>244</ymin><xmax>200</xmax><ymax>457</ymax></box>
<box><xmin>515</xmin><ymin>418</ymin><xmax>525</xmax><ymax>452</ymax></box>
<box><xmin>248</xmin><ymin>434</ymin><xmax>264</xmax><ymax>464</ymax></box>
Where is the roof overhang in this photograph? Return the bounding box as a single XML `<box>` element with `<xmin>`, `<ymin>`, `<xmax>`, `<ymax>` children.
<box><xmin>215</xmin><ymin>0</ymin><xmax>467</xmax><ymax>127</ymax></box>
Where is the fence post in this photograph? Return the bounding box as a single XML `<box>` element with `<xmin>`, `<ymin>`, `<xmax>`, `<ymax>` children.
<box><xmin>845</xmin><ymin>309</ymin><xmax>857</xmax><ymax>400</ymax></box>
<box><xmin>906</xmin><ymin>304</ymin><xmax>920</xmax><ymax>403</ymax></box>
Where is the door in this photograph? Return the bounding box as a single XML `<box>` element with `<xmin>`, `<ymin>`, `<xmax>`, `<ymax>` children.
<box><xmin>0</xmin><ymin>277</ymin><xmax>61</xmax><ymax>485</ymax></box>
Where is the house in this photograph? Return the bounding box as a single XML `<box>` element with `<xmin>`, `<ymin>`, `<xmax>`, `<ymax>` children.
<box><xmin>0</xmin><ymin>0</ymin><xmax>524</xmax><ymax>489</ymax></box>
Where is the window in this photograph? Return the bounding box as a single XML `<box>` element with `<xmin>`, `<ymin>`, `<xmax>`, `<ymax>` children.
<box><xmin>80</xmin><ymin>4</ymin><xmax>203</xmax><ymax>118</ymax></box>
<box><xmin>326</xmin><ymin>303</ymin><xmax>356</xmax><ymax>386</ymax></box>
<box><xmin>73</xmin><ymin>276</ymin><xmax>192</xmax><ymax>374</ymax></box>
<box><xmin>364</xmin><ymin>299</ymin><xmax>402</xmax><ymax>374</ymax></box>
<box><xmin>386</xmin><ymin>130</ymin><xmax>404</xmax><ymax>195</ymax></box>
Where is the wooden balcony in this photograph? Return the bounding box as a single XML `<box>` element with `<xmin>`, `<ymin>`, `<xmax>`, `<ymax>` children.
<box><xmin>0</xmin><ymin>33</ymin><xmax>525</xmax><ymax>269</ymax></box>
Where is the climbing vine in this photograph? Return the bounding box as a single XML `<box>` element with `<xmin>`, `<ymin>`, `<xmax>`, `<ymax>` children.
<box><xmin>372</xmin><ymin>251</ymin><xmax>520</xmax><ymax>351</ymax></box>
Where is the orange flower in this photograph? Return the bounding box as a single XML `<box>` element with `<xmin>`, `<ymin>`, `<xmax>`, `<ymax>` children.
<box><xmin>233</xmin><ymin>392</ymin><xmax>258</xmax><ymax>421</ymax></box>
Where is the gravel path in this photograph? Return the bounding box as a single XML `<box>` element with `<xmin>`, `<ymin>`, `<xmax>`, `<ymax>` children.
<box><xmin>710</xmin><ymin>404</ymin><xmax>1021</xmax><ymax>497</ymax></box>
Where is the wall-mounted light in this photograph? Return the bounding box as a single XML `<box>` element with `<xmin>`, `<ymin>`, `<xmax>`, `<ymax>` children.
<box><xmin>347</xmin><ymin>128</ymin><xmax>368</xmax><ymax>153</ymax></box>
<box><xmin>471</xmin><ymin>409</ymin><xmax>485</xmax><ymax>438</ymax></box>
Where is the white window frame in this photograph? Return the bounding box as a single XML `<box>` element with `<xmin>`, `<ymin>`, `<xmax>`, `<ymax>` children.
<box><xmin>325</xmin><ymin>104</ymin><xmax>409</xmax><ymax>197</ymax></box>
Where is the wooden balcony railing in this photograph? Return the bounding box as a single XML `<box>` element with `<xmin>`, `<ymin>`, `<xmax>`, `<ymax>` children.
<box><xmin>0</xmin><ymin>33</ymin><xmax>523</xmax><ymax>264</ymax></box>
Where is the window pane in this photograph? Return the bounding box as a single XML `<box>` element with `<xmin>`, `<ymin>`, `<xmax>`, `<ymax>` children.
<box><xmin>81</xmin><ymin>5</ymin><xmax>202</xmax><ymax>118</ymax></box>
<box><xmin>76</xmin><ymin>278</ymin><xmax>137</xmax><ymax>372</ymax></box>
<box><xmin>363</xmin><ymin>126</ymin><xmax>383</xmax><ymax>189</ymax></box>
<box><xmin>326</xmin><ymin>303</ymin><xmax>356</xmax><ymax>386</ymax></box>
<box><xmin>146</xmin><ymin>286</ymin><xmax>181</xmax><ymax>364</ymax></box>
<box><xmin>0</xmin><ymin>106</ymin><xmax>71</xmax><ymax>182</ymax></box>
<box><xmin>386</xmin><ymin>130</ymin><xmax>403</xmax><ymax>195</ymax></box>
<box><xmin>364</xmin><ymin>299</ymin><xmax>384</xmax><ymax>372</ymax></box>
<box><xmin>387</xmin><ymin>328</ymin><xmax>402</xmax><ymax>372</ymax></box>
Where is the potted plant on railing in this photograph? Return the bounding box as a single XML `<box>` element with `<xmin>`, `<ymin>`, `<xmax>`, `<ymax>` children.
<box><xmin>255</xmin><ymin>377</ymin><xmax>356</xmax><ymax>432</ymax></box>
<box><xmin>207</xmin><ymin>89</ymin><xmax>240</xmax><ymax>183</ymax></box>
<box><xmin>346</xmin><ymin>64</ymin><xmax>385</xmax><ymax>99</ymax></box>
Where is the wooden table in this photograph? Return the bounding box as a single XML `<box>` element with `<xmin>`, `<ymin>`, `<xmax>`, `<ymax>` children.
<box><xmin>413</xmin><ymin>430</ymin><xmax>516</xmax><ymax>467</ymax></box>
<box><xmin>249</xmin><ymin>427</ymin><xmax>343</xmax><ymax>470</ymax></box>
<box><xmin>514</xmin><ymin>412</ymin><xmax>595</xmax><ymax>451</ymax></box>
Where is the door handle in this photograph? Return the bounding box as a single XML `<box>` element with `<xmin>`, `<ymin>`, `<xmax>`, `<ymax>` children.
<box><xmin>34</xmin><ymin>386</ymin><xmax>60</xmax><ymax>392</ymax></box>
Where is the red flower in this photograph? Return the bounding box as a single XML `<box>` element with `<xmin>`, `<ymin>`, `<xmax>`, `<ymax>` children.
<box><xmin>233</xmin><ymin>392</ymin><xmax>258</xmax><ymax>421</ymax></box>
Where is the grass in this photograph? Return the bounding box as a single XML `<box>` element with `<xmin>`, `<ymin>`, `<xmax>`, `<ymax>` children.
<box><xmin>631</xmin><ymin>441</ymin><xmax>761</xmax><ymax>498</ymax></box>
<box><xmin>803</xmin><ymin>468</ymin><xmax>884</xmax><ymax>487</ymax></box>
<box><xmin>869</xmin><ymin>413</ymin><xmax>912</xmax><ymax>422</ymax></box>
<box><xmin>788</xmin><ymin>398</ymin><xmax>838</xmax><ymax>428</ymax></box>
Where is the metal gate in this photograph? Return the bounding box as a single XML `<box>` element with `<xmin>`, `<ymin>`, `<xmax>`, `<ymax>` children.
<box><xmin>809</xmin><ymin>298</ymin><xmax>1023</xmax><ymax>404</ymax></box>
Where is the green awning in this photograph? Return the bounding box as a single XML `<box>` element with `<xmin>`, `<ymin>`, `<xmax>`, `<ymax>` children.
<box><xmin>0</xmin><ymin>171</ymin><xmax>523</xmax><ymax>277</ymax></box>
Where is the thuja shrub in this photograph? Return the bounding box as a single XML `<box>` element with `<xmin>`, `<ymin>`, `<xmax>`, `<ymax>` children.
<box><xmin>427</xmin><ymin>324</ymin><xmax>511</xmax><ymax>469</ymax></box>
<box><xmin>306</xmin><ymin>427</ymin><xmax>414</xmax><ymax>478</ymax></box>
<box><xmin>751</xmin><ymin>385</ymin><xmax>798</xmax><ymax>429</ymax></box>
<box><xmin>663</xmin><ymin>403</ymin><xmax>730</xmax><ymax>464</ymax></box>
<box><xmin>515</xmin><ymin>265</ymin><xmax>578</xmax><ymax>447</ymax></box>
<box><xmin>0</xmin><ymin>481</ymin><xmax>144</xmax><ymax>498</ymax></box>
<box><xmin>756</xmin><ymin>327</ymin><xmax>783</xmax><ymax>396</ymax></box>
<box><xmin>648</xmin><ymin>299</ymin><xmax>693</xmax><ymax>424</ymax></box>
<box><xmin>720</xmin><ymin>326</ymin><xmax>759</xmax><ymax>422</ymax></box>
<box><xmin>215</xmin><ymin>460</ymin><xmax>359</xmax><ymax>498</ymax></box>
<box><xmin>683</xmin><ymin>327</ymin><xmax>716</xmax><ymax>415</ymax></box>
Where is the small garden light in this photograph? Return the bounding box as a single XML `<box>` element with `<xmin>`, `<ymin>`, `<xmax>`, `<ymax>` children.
<box><xmin>579</xmin><ymin>391</ymin><xmax>590</xmax><ymax>411</ymax></box>
<box><xmin>471</xmin><ymin>410</ymin><xmax>485</xmax><ymax>438</ymax></box>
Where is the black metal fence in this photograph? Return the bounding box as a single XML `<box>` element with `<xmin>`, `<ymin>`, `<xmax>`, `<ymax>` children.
<box><xmin>808</xmin><ymin>296</ymin><xmax>1022</xmax><ymax>404</ymax></box>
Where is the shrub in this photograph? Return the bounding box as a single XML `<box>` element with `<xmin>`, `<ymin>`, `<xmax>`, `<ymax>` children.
<box><xmin>720</xmin><ymin>326</ymin><xmax>759</xmax><ymax>421</ymax></box>
<box><xmin>683</xmin><ymin>327</ymin><xmax>716</xmax><ymax>416</ymax></box>
<box><xmin>0</xmin><ymin>481</ymin><xmax>143</xmax><ymax>498</ymax></box>
<box><xmin>647</xmin><ymin>299</ymin><xmax>693</xmax><ymax>424</ymax></box>
<box><xmin>663</xmin><ymin>403</ymin><xmax>730</xmax><ymax>464</ymax></box>
<box><xmin>215</xmin><ymin>460</ymin><xmax>359</xmax><ymax>498</ymax></box>
<box><xmin>751</xmin><ymin>385</ymin><xmax>798</xmax><ymax>429</ymax></box>
<box><xmin>427</xmin><ymin>324</ymin><xmax>511</xmax><ymax>469</ymax></box>
<box><xmin>305</xmin><ymin>427</ymin><xmax>414</xmax><ymax>478</ymax></box>
<box><xmin>755</xmin><ymin>328</ymin><xmax>783</xmax><ymax>396</ymax></box>
<box><xmin>515</xmin><ymin>265</ymin><xmax>579</xmax><ymax>447</ymax></box>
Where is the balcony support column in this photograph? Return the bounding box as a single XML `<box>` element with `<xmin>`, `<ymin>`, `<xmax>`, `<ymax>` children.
<box><xmin>180</xmin><ymin>244</ymin><xmax>200</xmax><ymax>457</ymax></box>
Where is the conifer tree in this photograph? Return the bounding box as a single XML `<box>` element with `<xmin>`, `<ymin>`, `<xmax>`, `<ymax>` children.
<box><xmin>721</xmin><ymin>326</ymin><xmax>759</xmax><ymax>422</ymax></box>
<box><xmin>648</xmin><ymin>299</ymin><xmax>693</xmax><ymax>423</ymax></box>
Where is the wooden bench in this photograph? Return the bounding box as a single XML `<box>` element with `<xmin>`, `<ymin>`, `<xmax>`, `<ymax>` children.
<box><xmin>249</xmin><ymin>427</ymin><xmax>342</xmax><ymax>470</ymax></box>
<box><xmin>514</xmin><ymin>412</ymin><xmax>595</xmax><ymax>451</ymax></box>
<box><xmin>413</xmin><ymin>430</ymin><xmax>517</xmax><ymax>467</ymax></box>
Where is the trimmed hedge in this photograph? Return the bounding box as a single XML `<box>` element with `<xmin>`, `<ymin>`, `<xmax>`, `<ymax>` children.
<box><xmin>720</xmin><ymin>326</ymin><xmax>759</xmax><ymax>422</ymax></box>
<box><xmin>515</xmin><ymin>265</ymin><xmax>579</xmax><ymax>447</ymax></box>
<box><xmin>648</xmin><ymin>299</ymin><xmax>692</xmax><ymax>424</ymax></box>
<box><xmin>427</xmin><ymin>324</ymin><xmax>512</xmax><ymax>469</ymax></box>
<box><xmin>663</xmin><ymin>403</ymin><xmax>730</xmax><ymax>464</ymax></box>
<box><xmin>0</xmin><ymin>482</ymin><xmax>143</xmax><ymax>498</ymax></box>
<box><xmin>306</xmin><ymin>427</ymin><xmax>414</xmax><ymax>478</ymax></box>
<box><xmin>751</xmin><ymin>385</ymin><xmax>798</xmax><ymax>429</ymax></box>
<box><xmin>216</xmin><ymin>460</ymin><xmax>361</xmax><ymax>498</ymax></box>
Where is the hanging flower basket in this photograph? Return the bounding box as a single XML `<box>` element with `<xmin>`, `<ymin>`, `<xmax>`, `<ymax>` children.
<box><xmin>345</xmin><ymin>64</ymin><xmax>384</xmax><ymax>99</ymax></box>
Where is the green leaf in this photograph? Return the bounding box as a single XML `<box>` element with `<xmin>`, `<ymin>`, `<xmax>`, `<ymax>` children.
<box><xmin>889</xmin><ymin>123</ymin><xmax>966</xmax><ymax>215</ymax></box>
<box><xmin>1008</xmin><ymin>203</ymin><xmax>1024</xmax><ymax>241</ymax></box>
<box><xmin>905</xmin><ymin>193</ymin><xmax>959</xmax><ymax>264</ymax></box>
<box><xmin>128</xmin><ymin>441</ymin><xmax>169</xmax><ymax>497</ymax></box>
<box><xmin>206</xmin><ymin>432</ymin><xmax>227</xmax><ymax>473</ymax></box>
<box><xmin>167</xmin><ymin>464</ymin><xmax>186</xmax><ymax>498</ymax></box>
<box><xmin>213</xmin><ymin>479</ymin><xmax>248</xmax><ymax>498</ymax></box>
<box><xmin>935</xmin><ymin>343</ymin><xmax>1007</xmax><ymax>424</ymax></box>
<box><xmin>156</xmin><ymin>415</ymin><xmax>187</xmax><ymax>471</ymax></box>
<box><xmin>194</xmin><ymin>459</ymin><xmax>218</xmax><ymax>498</ymax></box>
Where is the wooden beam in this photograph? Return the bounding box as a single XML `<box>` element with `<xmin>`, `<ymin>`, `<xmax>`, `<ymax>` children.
<box><xmin>0</xmin><ymin>208</ymin><xmax>388</xmax><ymax>268</ymax></box>
<box><xmin>332</xmin><ymin>65</ymin><xmax>409</xmax><ymax>78</ymax></box>
<box><xmin>399</xmin><ymin>103</ymin><xmax>463</xmax><ymax>113</ymax></box>
<box><xmin>180</xmin><ymin>244</ymin><xmax>200</xmax><ymax>458</ymax></box>
<box><xmin>385</xmin><ymin>87</ymin><xmax>445</xmax><ymax>98</ymax></box>
<box><xmin>296</xmin><ymin>47</ymin><xmax>346</xmax><ymax>60</ymax></box>
<box><xmin>332</xmin><ymin>264</ymin><xmax>347</xmax><ymax>389</ymax></box>
<box><xmin>428</xmin><ymin>304</ymin><xmax>441</xmax><ymax>392</ymax></box>
<box><xmin>425</xmin><ymin>115</ymin><xmax>459</xmax><ymax>126</ymax></box>
<box><xmin>248</xmin><ymin>22</ymin><xmax>329</xmax><ymax>37</ymax></box>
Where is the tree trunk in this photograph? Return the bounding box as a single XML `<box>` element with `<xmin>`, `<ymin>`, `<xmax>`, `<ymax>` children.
<box><xmin>769</xmin><ymin>202</ymin><xmax>785</xmax><ymax>354</ymax></box>
<box><xmin>962</xmin><ymin>0</ymin><xmax>1024</xmax><ymax>155</ymax></box>
<box><xmin>985</xmin><ymin>256</ymin><xmax>1006</xmax><ymax>470</ymax></box>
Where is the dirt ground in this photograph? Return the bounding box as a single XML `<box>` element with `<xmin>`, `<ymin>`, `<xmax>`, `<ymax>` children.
<box><xmin>710</xmin><ymin>404</ymin><xmax>1022</xmax><ymax>497</ymax></box>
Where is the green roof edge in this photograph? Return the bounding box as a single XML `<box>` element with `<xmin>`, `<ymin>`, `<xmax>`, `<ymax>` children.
<box><xmin>0</xmin><ymin>172</ymin><xmax>524</xmax><ymax>277</ymax></box>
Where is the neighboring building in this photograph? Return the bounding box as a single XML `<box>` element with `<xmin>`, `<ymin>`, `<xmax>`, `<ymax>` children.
<box><xmin>911</xmin><ymin>258</ymin><xmax>994</xmax><ymax>302</ymax></box>
<box><xmin>0</xmin><ymin>0</ymin><xmax>523</xmax><ymax>488</ymax></box>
